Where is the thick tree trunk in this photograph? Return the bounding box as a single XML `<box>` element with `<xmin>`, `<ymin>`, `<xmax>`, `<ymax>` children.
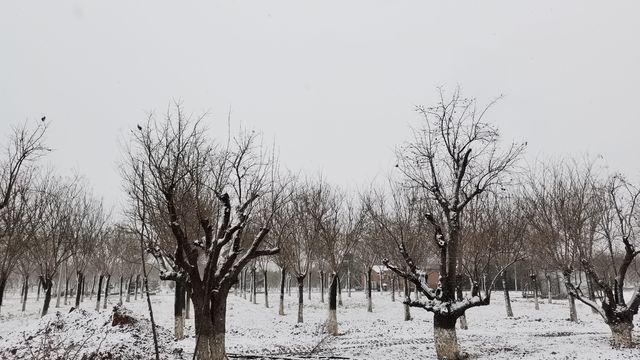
<box><xmin>502</xmin><ymin>274</ymin><xmax>513</xmax><ymax>317</ymax></box>
<box><xmin>175</xmin><ymin>281</ymin><xmax>186</xmax><ymax>340</ymax></box>
<box><xmin>95</xmin><ymin>275</ymin><xmax>104</xmax><ymax>312</ymax></box>
<box><xmin>41</xmin><ymin>277</ymin><xmax>54</xmax><ymax>317</ymax></box>
<box><xmin>297</xmin><ymin>276</ymin><xmax>304</xmax><ymax>323</ymax></box>
<box><xmin>22</xmin><ymin>275</ymin><xmax>29</xmax><ymax>312</ymax></box>
<box><xmin>279</xmin><ymin>268</ymin><xmax>286</xmax><ymax>316</ymax></box>
<box><xmin>326</xmin><ymin>273</ymin><xmax>338</xmax><ymax>335</ymax></box>
<box><xmin>263</xmin><ymin>270</ymin><xmax>269</xmax><ymax>308</ymax></box>
<box><xmin>403</xmin><ymin>277</ymin><xmax>411</xmax><ymax>321</ymax></box>
<box><xmin>193</xmin><ymin>293</ymin><xmax>229</xmax><ymax>360</ymax></box>
<box><xmin>320</xmin><ymin>270</ymin><xmax>325</xmax><ymax>303</ymax></box>
<box><xmin>366</xmin><ymin>267</ymin><xmax>373</xmax><ymax>313</ymax></box>
<box><xmin>103</xmin><ymin>275</ymin><xmax>111</xmax><ymax>309</ymax></box>
<box><xmin>75</xmin><ymin>272</ymin><xmax>83</xmax><ymax>308</ymax></box>
<box><xmin>610</xmin><ymin>320</ymin><xmax>634</xmax><ymax>348</ymax></box>
<box><xmin>433</xmin><ymin>313</ymin><xmax>462</xmax><ymax>360</ymax></box>
<box><xmin>568</xmin><ymin>295</ymin><xmax>578</xmax><ymax>322</ymax></box>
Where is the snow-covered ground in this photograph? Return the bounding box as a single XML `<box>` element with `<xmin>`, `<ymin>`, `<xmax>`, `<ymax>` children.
<box><xmin>1</xmin><ymin>288</ymin><xmax>639</xmax><ymax>359</ymax></box>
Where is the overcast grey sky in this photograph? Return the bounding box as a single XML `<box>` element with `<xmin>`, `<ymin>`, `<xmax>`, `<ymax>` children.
<box><xmin>2</xmin><ymin>1</ymin><xmax>639</xmax><ymax>213</ymax></box>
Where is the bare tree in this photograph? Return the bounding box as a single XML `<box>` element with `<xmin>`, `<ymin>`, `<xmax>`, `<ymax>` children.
<box><xmin>306</xmin><ymin>179</ymin><xmax>364</xmax><ymax>335</ymax></box>
<box><xmin>385</xmin><ymin>89</ymin><xmax>525</xmax><ymax>360</ymax></box>
<box><xmin>122</xmin><ymin>105</ymin><xmax>285</xmax><ymax>359</ymax></box>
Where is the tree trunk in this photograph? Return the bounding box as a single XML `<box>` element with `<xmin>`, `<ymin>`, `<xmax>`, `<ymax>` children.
<box><xmin>433</xmin><ymin>313</ymin><xmax>462</xmax><ymax>360</ymax></box>
<box><xmin>242</xmin><ymin>269</ymin><xmax>247</xmax><ymax>299</ymax></box>
<box><xmin>193</xmin><ymin>293</ymin><xmax>229</xmax><ymax>360</ymax></box>
<box><xmin>22</xmin><ymin>275</ymin><xmax>29</xmax><ymax>312</ymax></box>
<box><xmin>41</xmin><ymin>277</ymin><xmax>54</xmax><ymax>317</ymax></box>
<box><xmin>337</xmin><ymin>275</ymin><xmax>343</xmax><ymax>307</ymax></box>
<box><xmin>391</xmin><ymin>276</ymin><xmax>396</xmax><ymax>302</ymax></box>
<box><xmin>118</xmin><ymin>276</ymin><xmax>124</xmax><ymax>305</ymax></box>
<box><xmin>366</xmin><ymin>267</ymin><xmax>373</xmax><ymax>313</ymax></box>
<box><xmin>37</xmin><ymin>277</ymin><xmax>42</xmax><ymax>302</ymax></box>
<box><xmin>279</xmin><ymin>268</ymin><xmax>286</xmax><ymax>316</ymax></box>
<box><xmin>55</xmin><ymin>270</ymin><xmax>63</xmax><ymax>308</ymax></box>
<box><xmin>307</xmin><ymin>274</ymin><xmax>311</xmax><ymax>300</ymax></box>
<box><xmin>320</xmin><ymin>270</ymin><xmax>325</xmax><ymax>303</ymax></box>
<box><xmin>134</xmin><ymin>274</ymin><xmax>140</xmax><ymax>301</ymax></box>
<box><xmin>297</xmin><ymin>276</ymin><xmax>304</xmax><ymax>323</ymax></box>
<box><xmin>263</xmin><ymin>270</ymin><xmax>269</xmax><ymax>308</ymax></box>
<box><xmin>125</xmin><ymin>275</ymin><xmax>132</xmax><ymax>302</ymax></box>
<box><xmin>89</xmin><ymin>274</ymin><xmax>96</xmax><ymax>300</ymax></box>
<box><xmin>326</xmin><ymin>273</ymin><xmax>338</xmax><ymax>335</ymax></box>
<box><xmin>502</xmin><ymin>274</ymin><xmax>513</xmax><ymax>317</ymax></box>
<box><xmin>568</xmin><ymin>294</ymin><xmax>578</xmax><ymax>322</ymax></box>
<box><xmin>586</xmin><ymin>276</ymin><xmax>598</xmax><ymax>314</ymax></box>
<box><xmin>64</xmin><ymin>270</ymin><xmax>70</xmax><ymax>306</ymax></box>
<box><xmin>81</xmin><ymin>276</ymin><xmax>86</xmax><ymax>302</ymax></box>
<box><xmin>287</xmin><ymin>275</ymin><xmax>291</xmax><ymax>297</ymax></box>
<box><xmin>532</xmin><ymin>277</ymin><xmax>539</xmax><ymax>310</ymax></box>
<box><xmin>546</xmin><ymin>275</ymin><xmax>552</xmax><ymax>304</ymax></box>
<box><xmin>403</xmin><ymin>277</ymin><xmax>411</xmax><ymax>321</ymax></box>
<box><xmin>175</xmin><ymin>281</ymin><xmax>186</xmax><ymax>340</ymax></box>
<box><xmin>252</xmin><ymin>268</ymin><xmax>257</xmax><ymax>305</ymax></box>
<box><xmin>103</xmin><ymin>275</ymin><xmax>111</xmax><ymax>309</ymax></box>
<box><xmin>610</xmin><ymin>319</ymin><xmax>634</xmax><ymax>348</ymax></box>
<box><xmin>457</xmin><ymin>286</ymin><xmax>468</xmax><ymax>330</ymax></box>
<box><xmin>186</xmin><ymin>293</ymin><xmax>191</xmax><ymax>320</ymax></box>
<box><xmin>95</xmin><ymin>275</ymin><xmax>104</xmax><ymax>312</ymax></box>
<box><xmin>347</xmin><ymin>268</ymin><xmax>351</xmax><ymax>298</ymax></box>
<box><xmin>0</xmin><ymin>276</ymin><xmax>6</xmax><ymax>312</ymax></box>
<box><xmin>75</xmin><ymin>272</ymin><xmax>83</xmax><ymax>308</ymax></box>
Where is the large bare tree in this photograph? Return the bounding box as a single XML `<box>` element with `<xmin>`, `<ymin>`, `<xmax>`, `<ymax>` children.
<box><xmin>123</xmin><ymin>105</ymin><xmax>285</xmax><ymax>359</ymax></box>
<box><xmin>386</xmin><ymin>89</ymin><xmax>525</xmax><ymax>360</ymax></box>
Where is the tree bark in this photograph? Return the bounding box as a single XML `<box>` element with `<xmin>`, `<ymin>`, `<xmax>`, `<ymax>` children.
<box><xmin>0</xmin><ymin>276</ymin><xmax>6</xmax><ymax>312</ymax></box>
<box><xmin>125</xmin><ymin>275</ymin><xmax>132</xmax><ymax>303</ymax></box>
<box><xmin>55</xmin><ymin>270</ymin><xmax>63</xmax><ymax>308</ymax></box>
<box><xmin>366</xmin><ymin>267</ymin><xmax>373</xmax><ymax>313</ymax></box>
<box><xmin>134</xmin><ymin>274</ymin><xmax>140</xmax><ymax>301</ymax></box>
<box><xmin>403</xmin><ymin>277</ymin><xmax>411</xmax><ymax>321</ymax></box>
<box><xmin>610</xmin><ymin>319</ymin><xmax>634</xmax><ymax>348</ymax></box>
<box><xmin>103</xmin><ymin>275</ymin><xmax>111</xmax><ymax>309</ymax></box>
<box><xmin>22</xmin><ymin>275</ymin><xmax>29</xmax><ymax>312</ymax></box>
<box><xmin>175</xmin><ymin>281</ymin><xmax>186</xmax><ymax>340</ymax></box>
<box><xmin>252</xmin><ymin>268</ymin><xmax>257</xmax><ymax>305</ymax></box>
<box><xmin>457</xmin><ymin>285</ymin><xmax>468</xmax><ymax>330</ymax></box>
<box><xmin>95</xmin><ymin>275</ymin><xmax>104</xmax><ymax>312</ymax></box>
<box><xmin>185</xmin><ymin>293</ymin><xmax>191</xmax><ymax>319</ymax></box>
<box><xmin>279</xmin><ymin>268</ymin><xmax>286</xmax><ymax>315</ymax></box>
<box><xmin>307</xmin><ymin>274</ymin><xmax>311</xmax><ymax>300</ymax></box>
<box><xmin>391</xmin><ymin>276</ymin><xmax>396</xmax><ymax>302</ymax></box>
<box><xmin>89</xmin><ymin>274</ymin><xmax>96</xmax><ymax>300</ymax></box>
<box><xmin>193</xmin><ymin>292</ymin><xmax>229</xmax><ymax>360</ymax></box>
<box><xmin>118</xmin><ymin>276</ymin><xmax>124</xmax><ymax>305</ymax></box>
<box><xmin>37</xmin><ymin>277</ymin><xmax>42</xmax><ymax>301</ymax></box>
<box><xmin>75</xmin><ymin>272</ymin><xmax>83</xmax><ymax>308</ymax></box>
<box><xmin>433</xmin><ymin>313</ymin><xmax>462</xmax><ymax>360</ymax></box>
<box><xmin>502</xmin><ymin>274</ymin><xmax>513</xmax><ymax>317</ymax></box>
<box><xmin>41</xmin><ymin>277</ymin><xmax>54</xmax><ymax>317</ymax></box>
<box><xmin>347</xmin><ymin>268</ymin><xmax>351</xmax><ymax>298</ymax></box>
<box><xmin>532</xmin><ymin>276</ymin><xmax>539</xmax><ymax>310</ymax></box>
<box><xmin>263</xmin><ymin>270</ymin><xmax>269</xmax><ymax>308</ymax></box>
<box><xmin>326</xmin><ymin>273</ymin><xmax>338</xmax><ymax>335</ymax></box>
<box><xmin>64</xmin><ymin>270</ymin><xmax>70</xmax><ymax>306</ymax></box>
<box><xmin>337</xmin><ymin>275</ymin><xmax>343</xmax><ymax>307</ymax></box>
<box><xmin>320</xmin><ymin>270</ymin><xmax>325</xmax><ymax>303</ymax></box>
<box><xmin>568</xmin><ymin>294</ymin><xmax>578</xmax><ymax>322</ymax></box>
<box><xmin>297</xmin><ymin>276</ymin><xmax>304</xmax><ymax>323</ymax></box>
